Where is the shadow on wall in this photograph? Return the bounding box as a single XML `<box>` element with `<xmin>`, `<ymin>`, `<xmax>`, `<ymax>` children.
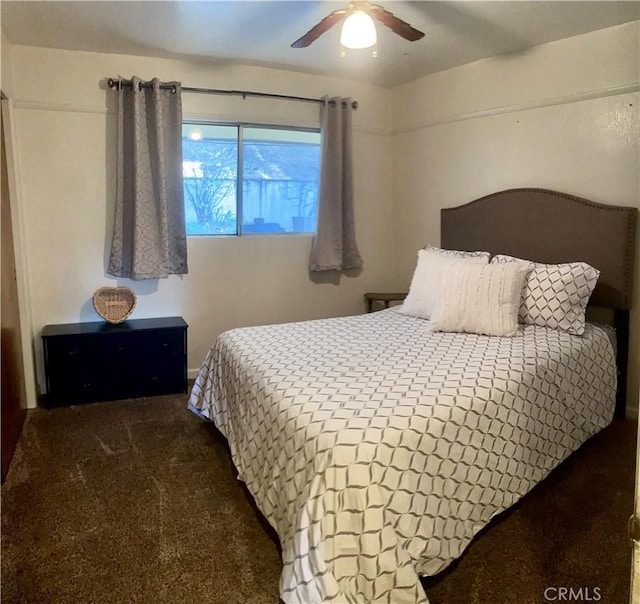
<box><xmin>308</xmin><ymin>265</ymin><xmax>363</xmax><ymax>286</ymax></box>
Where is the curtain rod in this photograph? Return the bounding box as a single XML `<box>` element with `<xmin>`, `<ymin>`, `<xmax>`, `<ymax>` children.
<box><xmin>106</xmin><ymin>78</ymin><xmax>358</xmax><ymax>109</ymax></box>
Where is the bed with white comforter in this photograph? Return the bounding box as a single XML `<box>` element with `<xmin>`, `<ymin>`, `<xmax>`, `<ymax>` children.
<box><xmin>188</xmin><ymin>308</ymin><xmax>616</xmax><ymax>603</ymax></box>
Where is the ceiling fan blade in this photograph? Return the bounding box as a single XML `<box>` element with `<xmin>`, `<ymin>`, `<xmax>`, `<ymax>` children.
<box><xmin>291</xmin><ymin>9</ymin><xmax>348</xmax><ymax>48</ymax></box>
<box><xmin>370</xmin><ymin>5</ymin><xmax>424</xmax><ymax>42</ymax></box>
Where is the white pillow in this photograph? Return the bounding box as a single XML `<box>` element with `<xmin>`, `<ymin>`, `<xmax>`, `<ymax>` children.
<box><xmin>429</xmin><ymin>261</ymin><xmax>532</xmax><ymax>337</ymax></box>
<box><xmin>422</xmin><ymin>245</ymin><xmax>491</xmax><ymax>261</ymax></box>
<box><xmin>491</xmin><ymin>255</ymin><xmax>600</xmax><ymax>335</ymax></box>
<box><xmin>400</xmin><ymin>247</ymin><xmax>489</xmax><ymax>320</ymax></box>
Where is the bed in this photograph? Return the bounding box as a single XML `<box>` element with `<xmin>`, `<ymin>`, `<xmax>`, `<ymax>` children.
<box><xmin>189</xmin><ymin>189</ymin><xmax>637</xmax><ymax>603</ymax></box>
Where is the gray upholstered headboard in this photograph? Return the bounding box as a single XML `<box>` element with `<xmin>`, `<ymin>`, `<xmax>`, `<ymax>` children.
<box><xmin>441</xmin><ymin>188</ymin><xmax>638</xmax><ymax>417</ymax></box>
<box><xmin>441</xmin><ymin>188</ymin><xmax>637</xmax><ymax>310</ymax></box>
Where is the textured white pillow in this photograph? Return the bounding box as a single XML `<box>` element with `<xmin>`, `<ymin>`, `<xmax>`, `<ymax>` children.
<box><xmin>400</xmin><ymin>248</ymin><xmax>489</xmax><ymax>320</ymax></box>
<box><xmin>491</xmin><ymin>255</ymin><xmax>600</xmax><ymax>335</ymax></box>
<box><xmin>429</xmin><ymin>261</ymin><xmax>532</xmax><ymax>337</ymax></box>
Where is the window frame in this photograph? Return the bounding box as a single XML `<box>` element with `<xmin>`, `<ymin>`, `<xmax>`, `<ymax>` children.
<box><xmin>182</xmin><ymin>120</ymin><xmax>322</xmax><ymax>237</ymax></box>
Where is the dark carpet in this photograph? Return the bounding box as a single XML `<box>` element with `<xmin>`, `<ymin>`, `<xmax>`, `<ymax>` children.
<box><xmin>1</xmin><ymin>394</ymin><xmax>635</xmax><ymax>604</ymax></box>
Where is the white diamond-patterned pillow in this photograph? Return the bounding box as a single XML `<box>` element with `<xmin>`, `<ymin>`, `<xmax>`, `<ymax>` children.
<box><xmin>491</xmin><ymin>254</ymin><xmax>600</xmax><ymax>335</ymax></box>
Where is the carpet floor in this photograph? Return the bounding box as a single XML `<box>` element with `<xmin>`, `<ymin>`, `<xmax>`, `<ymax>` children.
<box><xmin>1</xmin><ymin>394</ymin><xmax>635</xmax><ymax>604</ymax></box>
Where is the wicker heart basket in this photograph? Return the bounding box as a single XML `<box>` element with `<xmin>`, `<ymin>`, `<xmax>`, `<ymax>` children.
<box><xmin>92</xmin><ymin>286</ymin><xmax>137</xmax><ymax>324</ymax></box>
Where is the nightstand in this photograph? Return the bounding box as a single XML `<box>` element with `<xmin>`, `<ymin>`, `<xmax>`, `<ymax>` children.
<box><xmin>364</xmin><ymin>292</ymin><xmax>407</xmax><ymax>313</ymax></box>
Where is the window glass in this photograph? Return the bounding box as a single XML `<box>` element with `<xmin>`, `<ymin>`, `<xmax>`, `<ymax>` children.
<box><xmin>182</xmin><ymin>124</ymin><xmax>237</xmax><ymax>235</ymax></box>
<box><xmin>182</xmin><ymin>123</ymin><xmax>320</xmax><ymax>235</ymax></box>
<box><xmin>242</xmin><ymin>127</ymin><xmax>321</xmax><ymax>234</ymax></box>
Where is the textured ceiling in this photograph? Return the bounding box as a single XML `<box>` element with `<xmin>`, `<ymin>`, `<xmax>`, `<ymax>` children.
<box><xmin>1</xmin><ymin>1</ymin><xmax>638</xmax><ymax>88</ymax></box>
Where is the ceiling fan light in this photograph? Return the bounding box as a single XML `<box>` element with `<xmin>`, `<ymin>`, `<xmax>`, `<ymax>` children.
<box><xmin>340</xmin><ymin>10</ymin><xmax>377</xmax><ymax>49</ymax></box>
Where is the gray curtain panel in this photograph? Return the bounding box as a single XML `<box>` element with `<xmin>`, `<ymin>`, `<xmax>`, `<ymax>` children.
<box><xmin>309</xmin><ymin>97</ymin><xmax>363</xmax><ymax>272</ymax></box>
<box><xmin>108</xmin><ymin>76</ymin><xmax>188</xmax><ymax>279</ymax></box>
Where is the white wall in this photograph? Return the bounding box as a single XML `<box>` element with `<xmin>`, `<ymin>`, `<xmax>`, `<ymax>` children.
<box><xmin>1</xmin><ymin>30</ymin><xmax>15</xmax><ymax>97</ymax></box>
<box><xmin>8</xmin><ymin>45</ymin><xmax>394</xmax><ymax>400</ymax></box>
<box><xmin>391</xmin><ymin>21</ymin><xmax>640</xmax><ymax>413</ymax></box>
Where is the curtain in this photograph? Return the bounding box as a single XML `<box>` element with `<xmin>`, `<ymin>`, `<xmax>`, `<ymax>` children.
<box><xmin>108</xmin><ymin>77</ymin><xmax>188</xmax><ymax>279</ymax></box>
<box><xmin>309</xmin><ymin>97</ymin><xmax>363</xmax><ymax>272</ymax></box>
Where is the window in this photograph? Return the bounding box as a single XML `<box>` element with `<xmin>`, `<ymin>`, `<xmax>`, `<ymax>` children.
<box><xmin>182</xmin><ymin>123</ymin><xmax>321</xmax><ymax>235</ymax></box>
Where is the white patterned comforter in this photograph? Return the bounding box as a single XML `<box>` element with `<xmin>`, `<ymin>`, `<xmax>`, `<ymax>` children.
<box><xmin>188</xmin><ymin>308</ymin><xmax>616</xmax><ymax>603</ymax></box>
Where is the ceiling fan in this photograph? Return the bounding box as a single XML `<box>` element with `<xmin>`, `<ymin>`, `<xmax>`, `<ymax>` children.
<box><xmin>291</xmin><ymin>1</ymin><xmax>425</xmax><ymax>49</ymax></box>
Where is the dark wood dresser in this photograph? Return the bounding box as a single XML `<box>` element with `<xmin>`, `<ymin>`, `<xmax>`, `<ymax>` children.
<box><xmin>42</xmin><ymin>316</ymin><xmax>188</xmax><ymax>407</ymax></box>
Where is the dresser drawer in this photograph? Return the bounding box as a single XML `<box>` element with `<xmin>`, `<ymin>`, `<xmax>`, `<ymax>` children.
<box><xmin>141</xmin><ymin>329</ymin><xmax>186</xmax><ymax>396</ymax></box>
<box><xmin>141</xmin><ymin>369</ymin><xmax>186</xmax><ymax>397</ymax></box>
<box><xmin>142</xmin><ymin>329</ymin><xmax>185</xmax><ymax>362</ymax></box>
<box><xmin>44</xmin><ymin>336</ymin><xmax>99</xmax><ymax>402</ymax></box>
<box><xmin>97</xmin><ymin>332</ymin><xmax>143</xmax><ymax>361</ymax></box>
<box><xmin>47</xmin><ymin>368</ymin><xmax>102</xmax><ymax>405</ymax></box>
<box><xmin>45</xmin><ymin>336</ymin><xmax>94</xmax><ymax>374</ymax></box>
